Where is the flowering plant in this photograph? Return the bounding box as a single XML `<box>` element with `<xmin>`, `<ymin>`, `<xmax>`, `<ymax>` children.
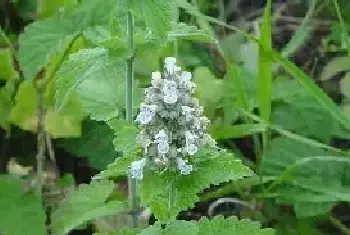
<box><xmin>131</xmin><ymin>57</ymin><xmax>216</xmax><ymax>179</ymax></box>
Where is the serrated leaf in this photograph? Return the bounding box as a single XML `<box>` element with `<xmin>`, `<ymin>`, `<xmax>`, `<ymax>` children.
<box><xmin>141</xmin><ymin>151</ymin><xmax>254</xmax><ymax>223</ymax></box>
<box><xmin>93</xmin><ymin>148</ymin><xmax>142</xmax><ymax>180</ymax></box>
<box><xmin>108</xmin><ymin>119</ymin><xmax>138</xmax><ymax>154</ymax></box>
<box><xmin>0</xmin><ymin>175</ymin><xmax>47</xmax><ymax>235</ymax></box>
<box><xmin>19</xmin><ymin>14</ymin><xmax>77</xmax><ymax>80</ymax></box>
<box><xmin>10</xmin><ymin>80</ymin><xmax>83</xmax><ymax>138</ymax></box>
<box><xmin>197</xmin><ymin>216</ymin><xmax>274</xmax><ymax>235</ymax></box>
<box><xmin>168</xmin><ymin>23</ymin><xmax>214</xmax><ymax>43</ymax></box>
<box><xmin>19</xmin><ymin>0</ymin><xmax>116</xmax><ymax>80</ymax></box>
<box><xmin>55</xmin><ymin>48</ymin><xmax>128</xmax><ymax>121</ymax></box>
<box><xmin>130</xmin><ymin>0</ymin><xmax>173</xmax><ymax>36</ymax></box>
<box><xmin>139</xmin><ymin>216</ymin><xmax>274</xmax><ymax>235</ymax></box>
<box><xmin>0</xmin><ymin>87</ymin><xmax>13</xmax><ymax>129</ymax></box>
<box><xmin>0</xmin><ymin>48</ymin><xmax>17</xmax><ymax>80</ymax></box>
<box><xmin>58</xmin><ymin>120</ymin><xmax>117</xmax><ymax>170</ymax></box>
<box><xmin>51</xmin><ymin>180</ymin><xmax>127</xmax><ymax>235</ymax></box>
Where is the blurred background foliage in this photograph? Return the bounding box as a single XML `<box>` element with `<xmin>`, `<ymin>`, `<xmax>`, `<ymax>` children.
<box><xmin>0</xmin><ymin>0</ymin><xmax>350</xmax><ymax>234</ymax></box>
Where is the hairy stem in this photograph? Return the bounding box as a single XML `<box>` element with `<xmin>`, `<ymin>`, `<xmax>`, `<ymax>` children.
<box><xmin>126</xmin><ymin>10</ymin><xmax>138</xmax><ymax>228</ymax></box>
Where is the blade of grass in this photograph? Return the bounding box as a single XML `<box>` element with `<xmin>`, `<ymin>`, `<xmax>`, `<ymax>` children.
<box><xmin>258</xmin><ymin>0</ymin><xmax>272</xmax><ymax>153</ymax></box>
<box><xmin>281</xmin><ymin>0</ymin><xmax>317</xmax><ymax>58</ymax></box>
<box><xmin>210</xmin><ymin>124</ymin><xmax>267</xmax><ymax>139</ymax></box>
<box><xmin>332</xmin><ymin>0</ymin><xmax>350</xmax><ymax>56</ymax></box>
<box><xmin>244</xmin><ymin>111</ymin><xmax>350</xmax><ymax>155</ymax></box>
<box><xmin>180</xmin><ymin>4</ymin><xmax>350</xmax><ymax>132</ymax></box>
<box><xmin>270</xmin><ymin>50</ymin><xmax>350</xmax><ymax>131</ymax></box>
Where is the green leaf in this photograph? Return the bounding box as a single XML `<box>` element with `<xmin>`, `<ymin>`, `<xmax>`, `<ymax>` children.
<box><xmin>319</xmin><ymin>56</ymin><xmax>350</xmax><ymax>81</ymax></box>
<box><xmin>0</xmin><ymin>87</ymin><xmax>13</xmax><ymax>129</ymax></box>
<box><xmin>197</xmin><ymin>216</ymin><xmax>274</xmax><ymax>235</ymax></box>
<box><xmin>18</xmin><ymin>0</ymin><xmax>117</xmax><ymax>80</ymax></box>
<box><xmin>258</xmin><ymin>0</ymin><xmax>272</xmax><ymax>150</ymax></box>
<box><xmin>57</xmin><ymin>120</ymin><xmax>117</xmax><ymax>170</ymax></box>
<box><xmin>270</xmin><ymin>50</ymin><xmax>350</xmax><ymax>132</ymax></box>
<box><xmin>108</xmin><ymin>119</ymin><xmax>138</xmax><ymax>154</ymax></box>
<box><xmin>271</xmin><ymin>89</ymin><xmax>349</xmax><ymax>141</ymax></box>
<box><xmin>18</xmin><ymin>14</ymin><xmax>77</xmax><ymax>80</ymax></box>
<box><xmin>193</xmin><ymin>67</ymin><xmax>223</xmax><ymax>117</ymax></box>
<box><xmin>0</xmin><ymin>48</ymin><xmax>17</xmax><ymax>80</ymax></box>
<box><xmin>37</xmin><ymin>0</ymin><xmax>78</xmax><ymax>18</ymax></box>
<box><xmin>10</xmin><ymin>80</ymin><xmax>83</xmax><ymax>138</ymax></box>
<box><xmin>94</xmin><ymin>228</ymin><xmax>141</xmax><ymax>235</ymax></box>
<box><xmin>93</xmin><ymin>148</ymin><xmax>142</xmax><ymax>180</ymax></box>
<box><xmin>168</xmin><ymin>23</ymin><xmax>214</xmax><ymax>43</ymax></box>
<box><xmin>293</xmin><ymin>202</ymin><xmax>335</xmax><ymax>218</ymax></box>
<box><xmin>340</xmin><ymin>72</ymin><xmax>350</xmax><ymax>97</ymax></box>
<box><xmin>138</xmin><ymin>216</ymin><xmax>274</xmax><ymax>235</ymax></box>
<box><xmin>51</xmin><ymin>180</ymin><xmax>127</xmax><ymax>235</ymax></box>
<box><xmin>262</xmin><ymin>137</ymin><xmax>350</xmax><ymax>217</ymax></box>
<box><xmin>55</xmin><ymin>48</ymin><xmax>127</xmax><ymax>121</ymax></box>
<box><xmin>141</xmin><ymin>150</ymin><xmax>254</xmax><ymax>223</ymax></box>
<box><xmin>130</xmin><ymin>0</ymin><xmax>173</xmax><ymax>36</ymax></box>
<box><xmin>0</xmin><ymin>175</ymin><xmax>47</xmax><ymax>235</ymax></box>
<box><xmin>210</xmin><ymin>124</ymin><xmax>267</xmax><ymax>140</ymax></box>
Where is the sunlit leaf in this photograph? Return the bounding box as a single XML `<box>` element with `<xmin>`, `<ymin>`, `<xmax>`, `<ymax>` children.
<box><xmin>51</xmin><ymin>180</ymin><xmax>127</xmax><ymax>235</ymax></box>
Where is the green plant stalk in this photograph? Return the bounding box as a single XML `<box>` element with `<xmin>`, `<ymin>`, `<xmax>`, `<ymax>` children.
<box><xmin>332</xmin><ymin>0</ymin><xmax>350</xmax><ymax>56</ymax></box>
<box><xmin>35</xmin><ymin>82</ymin><xmax>46</xmax><ymax>201</ymax></box>
<box><xmin>126</xmin><ymin>10</ymin><xmax>138</xmax><ymax>228</ymax></box>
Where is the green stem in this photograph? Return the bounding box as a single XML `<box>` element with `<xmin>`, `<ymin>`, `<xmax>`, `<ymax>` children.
<box><xmin>332</xmin><ymin>0</ymin><xmax>350</xmax><ymax>56</ymax></box>
<box><xmin>126</xmin><ymin>10</ymin><xmax>138</xmax><ymax>228</ymax></box>
<box><xmin>35</xmin><ymin>82</ymin><xmax>46</xmax><ymax>201</ymax></box>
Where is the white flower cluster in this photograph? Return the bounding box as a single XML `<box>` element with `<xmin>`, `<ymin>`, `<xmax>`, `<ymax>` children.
<box><xmin>131</xmin><ymin>57</ymin><xmax>216</xmax><ymax>180</ymax></box>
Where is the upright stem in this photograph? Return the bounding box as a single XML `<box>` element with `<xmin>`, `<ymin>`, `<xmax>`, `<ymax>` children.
<box><xmin>126</xmin><ymin>11</ymin><xmax>138</xmax><ymax>228</ymax></box>
<box><xmin>35</xmin><ymin>83</ymin><xmax>46</xmax><ymax>201</ymax></box>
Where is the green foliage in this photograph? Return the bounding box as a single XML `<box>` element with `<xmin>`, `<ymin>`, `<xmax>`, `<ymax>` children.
<box><xmin>0</xmin><ymin>48</ymin><xmax>17</xmax><ymax>80</ymax></box>
<box><xmin>51</xmin><ymin>180</ymin><xmax>127</xmax><ymax>235</ymax></box>
<box><xmin>138</xmin><ymin>216</ymin><xmax>274</xmax><ymax>235</ymax></box>
<box><xmin>55</xmin><ymin>48</ymin><xmax>127</xmax><ymax>121</ymax></box>
<box><xmin>261</xmin><ymin>137</ymin><xmax>350</xmax><ymax>217</ymax></box>
<box><xmin>58</xmin><ymin>120</ymin><xmax>117</xmax><ymax>170</ymax></box>
<box><xmin>168</xmin><ymin>23</ymin><xmax>214</xmax><ymax>43</ymax></box>
<box><xmin>0</xmin><ymin>87</ymin><xmax>13</xmax><ymax>129</ymax></box>
<box><xmin>93</xmin><ymin>148</ymin><xmax>142</xmax><ymax>180</ymax></box>
<box><xmin>108</xmin><ymin>119</ymin><xmax>139</xmax><ymax>154</ymax></box>
<box><xmin>10</xmin><ymin>80</ymin><xmax>83</xmax><ymax>138</ymax></box>
<box><xmin>141</xmin><ymin>150</ymin><xmax>253</xmax><ymax>223</ymax></box>
<box><xmin>258</xmin><ymin>0</ymin><xmax>273</xmax><ymax>149</ymax></box>
<box><xmin>0</xmin><ymin>175</ymin><xmax>47</xmax><ymax>235</ymax></box>
<box><xmin>18</xmin><ymin>0</ymin><xmax>117</xmax><ymax>80</ymax></box>
<box><xmin>130</xmin><ymin>0</ymin><xmax>173</xmax><ymax>36</ymax></box>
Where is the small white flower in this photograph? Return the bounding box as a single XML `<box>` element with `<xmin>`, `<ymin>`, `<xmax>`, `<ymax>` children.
<box><xmin>130</xmin><ymin>158</ymin><xmax>146</xmax><ymax>180</ymax></box>
<box><xmin>186</xmin><ymin>143</ymin><xmax>198</xmax><ymax>155</ymax></box>
<box><xmin>164</xmin><ymin>94</ymin><xmax>178</xmax><ymax>104</ymax></box>
<box><xmin>164</xmin><ymin>57</ymin><xmax>177</xmax><ymax>74</ymax></box>
<box><xmin>182</xmin><ymin>106</ymin><xmax>194</xmax><ymax>121</ymax></box>
<box><xmin>176</xmin><ymin>157</ymin><xmax>193</xmax><ymax>175</ymax></box>
<box><xmin>185</xmin><ymin>131</ymin><xmax>197</xmax><ymax>142</ymax></box>
<box><xmin>136</xmin><ymin>105</ymin><xmax>157</xmax><ymax>124</ymax></box>
<box><xmin>152</xmin><ymin>72</ymin><xmax>162</xmax><ymax>87</ymax></box>
<box><xmin>158</xmin><ymin>142</ymin><xmax>169</xmax><ymax>154</ymax></box>
<box><xmin>155</xmin><ymin>130</ymin><xmax>168</xmax><ymax>143</ymax></box>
